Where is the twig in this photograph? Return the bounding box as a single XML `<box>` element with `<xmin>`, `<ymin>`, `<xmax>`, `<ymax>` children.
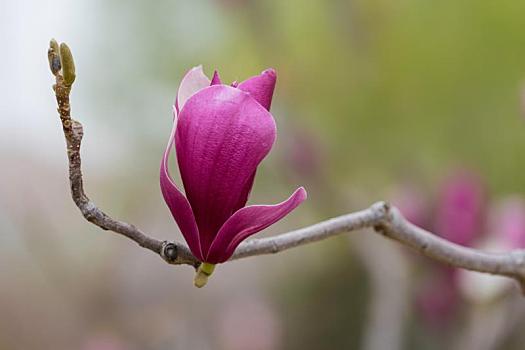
<box><xmin>49</xmin><ymin>40</ymin><xmax>525</xmax><ymax>292</ymax></box>
<box><xmin>48</xmin><ymin>39</ymin><xmax>196</xmax><ymax>267</ymax></box>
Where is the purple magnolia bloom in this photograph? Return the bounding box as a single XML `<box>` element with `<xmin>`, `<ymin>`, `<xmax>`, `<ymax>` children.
<box><xmin>434</xmin><ymin>171</ymin><xmax>485</xmax><ymax>246</ymax></box>
<box><xmin>160</xmin><ymin>66</ymin><xmax>307</xmax><ymax>266</ymax></box>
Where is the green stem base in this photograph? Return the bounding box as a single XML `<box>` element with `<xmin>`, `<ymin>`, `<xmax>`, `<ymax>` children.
<box><xmin>194</xmin><ymin>263</ymin><xmax>216</xmax><ymax>288</ymax></box>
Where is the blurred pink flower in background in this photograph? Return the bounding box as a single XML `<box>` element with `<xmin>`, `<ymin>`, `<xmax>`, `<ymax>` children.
<box><xmin>491</xmin><ymin>196</ymin><xmax>525</xmax><ymax>248</ymax></box>
<box><xmin>434</xmin><ymin>171</ymin><xmax>486</xmax><ymax>246</ymax></box>
<box><xmin>459</xmin><ymin>196</ymin><xmax>525</xmax><ymax>302</ymax></box>
<box><xmin>417</xmin><ymin>170</ymin><xmax>486</xmax><ymax>326</ymax></box>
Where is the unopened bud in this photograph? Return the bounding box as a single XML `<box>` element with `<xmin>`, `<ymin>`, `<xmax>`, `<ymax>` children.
<box><xmin>59</xmin><ymin>43</ymin><xmax>76</xmax><ymax>85</ymax></box>
<box><xmin>48</xmin><ymin>39</ymin><xmax>61</xmax><ymax>75</ymax></box>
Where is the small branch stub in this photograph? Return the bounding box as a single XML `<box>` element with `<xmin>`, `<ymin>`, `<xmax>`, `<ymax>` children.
<box><xmin>194</xmin><ymin>263</ymin><xmax>215</xmax><ymax>288</ymax></box>
<box><xmin>161</xmin><ymin>241</ymin><xmax>178</xmax><ymax>263</ymax></box>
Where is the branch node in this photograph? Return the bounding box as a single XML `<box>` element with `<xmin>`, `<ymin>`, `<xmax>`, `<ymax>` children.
<box><xmin>71</xmin><ymin>119</ymin><xmax>84</xmax><ymax>139</ymax></box>
<box><xmin>370</xmin><ymin>201</ymin><xmax>393</xmax><ymax>223</ymax></box>
<box><xmin>270</xmin><ymin>240</ymin><xmax>279</xmax><ymax>254</ymax></box>
<box><xmin>161</xmin><ymin>241</ymin><xmax>179</xmax><ymax>263</ymax></box>
<box><xmin>373</xmin><ymin>223</ymin><xmax>387</xmax><ymax>236</ymax></box>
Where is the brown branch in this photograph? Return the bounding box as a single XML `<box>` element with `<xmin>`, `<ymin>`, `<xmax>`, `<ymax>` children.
<box><xmin>48</xmin><ymin>40</ymin><xmax>197</xmax><ymax>268</ymax></box>
<box><xmin>49</xmin><ymin>40</ymin><xmax>525</xmax><ymax>292</ymax></box>
<box><xmin>233</xmin><ymin>203</ymin><xmax>525</xmax><ymax>292</ymax></box>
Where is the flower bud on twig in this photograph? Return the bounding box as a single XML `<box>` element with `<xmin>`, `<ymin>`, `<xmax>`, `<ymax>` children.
<box><xmin>48</xmin><ymin>38</ymin><xmax>61</xmax><ymax>75</ymax></box>
<box><xmin>59</xmin><ymin>43</ymin><xmax>76</xmax><ymax>86</ymax></box>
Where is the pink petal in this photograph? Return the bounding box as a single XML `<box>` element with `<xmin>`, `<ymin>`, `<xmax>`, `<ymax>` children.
<box><xmin>234</xmin><ymin>170</ymin><xmax>256</xmax><ymax>212</ymax></box>
<box><xmin>237</xmin><ymin>68</ymin><xmax>277</xmax><ymax>111</ymax></box>
<box><xmin>175</xmin><ymin>65</ymin><xmax>211</xmax><ymax>113</ymax></box>
<box><xmin>206</xmin><ymin>187</ymin><xmax>307</xmax><ymax>263</ymax></box>
<box><xmin>160</xmin><ymin>120</ymin><xmax>203</xmax><ymax>260</ymax></box>
<box><xmin>211</xmin><ymin>70</ymin><xmax>222</xmax><ymax>85</ymax></box>
<box><xmin>176</xmin><ymin>85</ymin><xmax>277</xmax><ymax>255</ymax></box>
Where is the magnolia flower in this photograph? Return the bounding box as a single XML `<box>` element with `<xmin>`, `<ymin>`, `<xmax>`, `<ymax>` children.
<box><xmin>160</xmin><ymin>66</ymin><xmax>306</xmax><ymax>286</ymax></box>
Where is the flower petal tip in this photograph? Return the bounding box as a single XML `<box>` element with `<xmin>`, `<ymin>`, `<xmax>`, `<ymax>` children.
<box><xmin>296</xmin><ymin>186</ymin><xmax>308</xmax><ymax>200</ymax></box>
<box><xmin>176</xmin><ymin>65</ymin><xmax>211</xmax><ymax>113</ymax></box>
<box><xmin>262</xmin><ymin>68</ymin><xmax>276</xmax><ymax>78</ymax></box>
<box><xmin>211</xmin><ymin>70</ymin><xmax>222</xmax><ymax>85</ymax></box>
<box><xmin>205</xmin><ymin>186</ymin><xmax>307</xmax><ymax>263</ymax></box>
<box><xmin>237</xmin><ymin>68</ymin><xmax>277</xmax><ymax>111</ymax></box>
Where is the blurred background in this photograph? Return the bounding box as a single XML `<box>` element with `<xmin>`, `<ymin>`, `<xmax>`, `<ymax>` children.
<box><xmin>2</xmin><ymin>0</ymin><xmax>525</xmax><ymax>349</ymax></box>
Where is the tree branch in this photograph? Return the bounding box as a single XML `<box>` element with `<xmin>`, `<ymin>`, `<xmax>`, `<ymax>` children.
<box><xmin>49</xmin><ymin>40</ymin><xmax>525</xmax><ymax>292</ymax></box>
<box><xmin>48</xmin><ymin>40</ymin><xmax>197</xmax><ymax>267</ymax></box>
